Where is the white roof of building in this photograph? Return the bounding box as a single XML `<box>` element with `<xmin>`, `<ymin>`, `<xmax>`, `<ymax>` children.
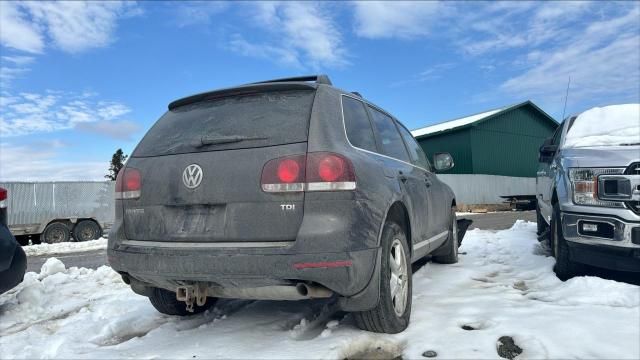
<box><xmin>411</xmin><ymin>105</ymin><xmax>509</xmax><ymax>138</ymax></box>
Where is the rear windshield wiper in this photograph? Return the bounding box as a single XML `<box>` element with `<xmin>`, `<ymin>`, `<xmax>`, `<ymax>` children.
<box><xmin>195</xmin><ymin>135</ymin><xmax>268</xmax><ymax>148</ymax></box>
<box><xmin>620</xmin><ymin>142</ymin><xmax>640</xmax><ymax>146</ymax></box>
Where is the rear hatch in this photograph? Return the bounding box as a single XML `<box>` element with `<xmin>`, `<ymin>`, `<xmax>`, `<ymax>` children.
<box><xmin>123</xmin><ymin>88</ymin><xmax>315</xmax><ymax>243</ymax></box>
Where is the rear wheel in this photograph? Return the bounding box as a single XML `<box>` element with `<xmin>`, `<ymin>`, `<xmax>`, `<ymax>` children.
<box><xmin>40</xmin><ymin>222</ymin><xmax>70</xmax><ymax>244</ymax></box>
<box><xmin>149</xmin><ymin>287</ymin><xmax>217</xmax><ymax>316</ymax></box>
<box><xmin>353</xmin><ymin>221</ymin><xmax>411</xmax><ymax>334</ymax></box>
<box><xmin>550</xmin><ymin>203</ymin><xmax>585</xmax><ymax>280</ymax></box>
<box><xmin>74</xmin><ymin>220</ymin><xmax>102</xmax><ymax>242</ymax></box>
<box><xmin>432</xmin><ymin>207</ymin><xmax>459</xmax><ymax>264</ymax></box>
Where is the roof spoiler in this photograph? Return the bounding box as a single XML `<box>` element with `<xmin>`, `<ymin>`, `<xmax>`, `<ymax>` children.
<box><xmin>250</xmin><ymin>74</ymin><xmax>332</xmax><ymax>86</ymax></box>
<box><xmin>168</xmin><ymin>75</ymin><xmax>332</xmax><ymax>110</ymax></box>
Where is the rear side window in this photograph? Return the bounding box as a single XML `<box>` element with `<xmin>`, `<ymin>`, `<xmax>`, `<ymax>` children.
<box><xmin>368</xmin><ymin>107</ymin><xmax>411</xmax><ymax>162</ymax></box>
<box><xmin>133</xmin><ymin>90</ymin><xmax>315</xmax><ymax>157</ymax></box>
<box><xmin>342</xmin><ymin>96</ymin><xmax>377</xmax><ymax>152</ymax></box>
<box><xmin>397</xmin><ymin>124</ymin><xmax>431</xmax><ymax>170</ymax></box>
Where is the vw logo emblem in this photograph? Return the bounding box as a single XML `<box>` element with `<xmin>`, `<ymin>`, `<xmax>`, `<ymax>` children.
<box><xmin>182</xmin><ymin>164</ymin><xmax>203</xmax><ymax>189</ymax></box>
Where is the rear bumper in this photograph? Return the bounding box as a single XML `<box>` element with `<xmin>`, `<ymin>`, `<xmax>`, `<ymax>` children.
<box><xmin>562</xmin><ymin>211</ymin><xmax>640</xmax><ymax>272</ymax></box>
<box><xmin>108</xmin><ymin>242</ymin><xmax>379</xmax><ymax>297</ymax></box>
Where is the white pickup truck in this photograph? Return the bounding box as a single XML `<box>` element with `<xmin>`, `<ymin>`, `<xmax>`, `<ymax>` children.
<box><xmin>536</xmin><ymin>104</ymin><xmax>640</xmax><ymax>280</ymax></box>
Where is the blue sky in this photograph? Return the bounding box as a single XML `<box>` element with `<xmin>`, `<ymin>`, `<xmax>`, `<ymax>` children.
<box><xmin>1</xmin><ymin>1</ymin><xmax>638</xmax><ymax>180</ymax></box>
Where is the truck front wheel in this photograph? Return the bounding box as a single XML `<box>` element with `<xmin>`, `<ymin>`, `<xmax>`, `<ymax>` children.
<box><xmin>41</xmin><ymin>222</ymin><xmax>71</xmax><ymax>244</ymax></box>
<box><xmin>550</xmin><ymin>203</ymin><xmax>586</xmax><ymax>280</ymax></box>
<box><xmin>74</xmin><ymin>220</ymin><xmax>102</xmax><ymax>242</ymax></box>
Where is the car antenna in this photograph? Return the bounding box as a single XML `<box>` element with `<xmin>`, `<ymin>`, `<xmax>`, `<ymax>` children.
<box><xmin>561</xmin><ymin>76</ymin><xmax>571</xmax><ymax>121</ymax></box>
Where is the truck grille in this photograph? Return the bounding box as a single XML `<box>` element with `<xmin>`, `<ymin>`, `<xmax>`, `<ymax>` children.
<box><xmin>625</xmin><ymin>162</ymin><xmax>640</xmax><ymax>215</ymax></box>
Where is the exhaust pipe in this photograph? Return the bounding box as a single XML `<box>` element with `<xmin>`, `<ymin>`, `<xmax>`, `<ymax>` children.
<box><xmin>296</xmin><ymin>283</ymin><xmax>332</xmax><ymax>298</ymax></box>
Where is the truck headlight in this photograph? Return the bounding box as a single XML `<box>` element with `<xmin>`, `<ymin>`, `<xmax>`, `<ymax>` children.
<box><xmin>569</xmin><ymin>168</ymin><xmax>625</xmax><ymax>207</ymax></box>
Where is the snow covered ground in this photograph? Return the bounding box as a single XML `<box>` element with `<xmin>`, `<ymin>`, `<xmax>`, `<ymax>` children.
<box><xmin>2</xmin><ymin>221</ymin><xmax>638</xmax><ymax>359</ymax></box>
<box><xmin>22</xmin><ymin>238</ymin><xmax>107</xmax><ymax>257</ymax></box>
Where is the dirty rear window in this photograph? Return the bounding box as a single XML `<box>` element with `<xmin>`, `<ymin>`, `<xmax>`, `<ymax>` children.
<box><xmin>133</xmin><ymin>90</ymin><xmax>315</xmax><ymax>157</ymax></box>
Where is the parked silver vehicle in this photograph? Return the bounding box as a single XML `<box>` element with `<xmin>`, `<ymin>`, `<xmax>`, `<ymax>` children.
<box><xmin>536</xmin><ymin>104</ymin><xmax>640</xmax><ymax>279</ymax></box>
<box><xmin>0</xmin><ymin>181</ymin><xmax>115</xmax><ymax>244</ymax></box>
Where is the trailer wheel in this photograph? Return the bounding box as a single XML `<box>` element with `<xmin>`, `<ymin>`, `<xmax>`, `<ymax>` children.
<box><xmin>41</xmin><ymin>222</ymin><xmax>71</xmax><ymax>244</ymax></box>
<box><xmin>74</xmin><ymin>220</ymin><xmax>102</xmax><ymax>242</ymax></box>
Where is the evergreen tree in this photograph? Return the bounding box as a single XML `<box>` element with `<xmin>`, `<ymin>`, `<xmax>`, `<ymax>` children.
<box><xmin>105</xmin><ymin>148</ymin><xmax>128</xmax><ymax>181</ymax></box>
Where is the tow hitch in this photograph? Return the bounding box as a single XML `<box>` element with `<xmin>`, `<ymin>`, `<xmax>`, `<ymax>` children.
<box><xmin>176</xmin><ymin>284</ymin><xmax>208</xmax><ymax>312</ymax></box>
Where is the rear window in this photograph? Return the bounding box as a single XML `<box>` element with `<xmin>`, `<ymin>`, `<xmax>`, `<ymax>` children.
<box><xmin>342</xmin><ymin>96</ymin><xmax>377</xmax><ymax>152</ymax></box>
<box><xmin>133</xmin><ymin>90</ymin><xmax>315</xmax><ymax>157</ymax></box>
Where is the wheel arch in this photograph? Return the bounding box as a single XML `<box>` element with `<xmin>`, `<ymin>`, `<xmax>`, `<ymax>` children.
<box><xmin>380</xmin><ymin>201</ymin><xmax>412</xmax><ymax>257</ymax></box>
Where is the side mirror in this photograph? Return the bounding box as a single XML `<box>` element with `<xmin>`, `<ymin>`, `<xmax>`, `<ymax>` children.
<box><xmin>434</xmin><ymin>152</ymin><xmax>454</xmax><ymax>171</ymax></box>
<box><xmin>538</xmin><ymin>138</ymin><xmax>558</xmax><ymax>163</ymax></box>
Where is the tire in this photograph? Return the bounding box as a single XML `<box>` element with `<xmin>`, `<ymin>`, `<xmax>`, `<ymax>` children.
<box><xmin>536</xmin><ymin>202</ymin><xmax>548</xmax><ymax>237</ymax></box>
<box><xmin>74</xmin><ymin>220</ymin><xmax>102</xmax><ymax>242</ymax></box>
<box><xmin>550</xmin><ymin>203</ymin><xmax>585</xmax><ymax>280</ymax></box>
<box><xmin>432</xmin><ymin>207</ymin><xmax>459</xmax><ymax>264</ymax></box>
<box><xmin>353</xmin><ymin>222</ymin><xmax>412</xmax><ymax>334</ymax></box>
<box><xmin>149</xmin><ymin>287</ymin><xmax>216</xmax><ymax>316</ymax></box>
<box><xmin>40</xmin><ymin>222</ymin><xmax>71</xmax><ymax>244</ymax></box>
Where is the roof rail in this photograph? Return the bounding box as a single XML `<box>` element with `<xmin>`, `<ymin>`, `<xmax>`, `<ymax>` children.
<box><xmin>251</xmin><ymin>75</ymin><xmax>332</xmax><ymax>86</ymax></box>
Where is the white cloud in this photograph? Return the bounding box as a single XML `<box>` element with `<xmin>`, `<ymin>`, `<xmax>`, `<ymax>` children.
<box><xmin>499</xmin><ymin>5</ymin><xmax>640</xmax><ymax>111</ymax></box>
<box><xmin>0</xmin><ymin>142</ymin><xmax>107</xmax><ymax>181</ymax></box>
<box><xmin>0</xmin><ymin>91</ymin><xmax>138</xmax><ymax>139</ymax></box>
<box><xmin>229</xmin><ymin>2</ymin><xmax>348</xmax><ymax>69</ymax></box>
<box><xmin>458</xmin><ymin>1</ymin><xmax>593</xmax><ymax>56</ymax></box>
<box><xmin>174</xmin><ymin>1</ymin><xmax>229</xmax><ymax>27</ymax></box>
<box><xmin>228</xmin><ymin>35</ymin><xmax>301</xmax><ymax>68</ymax></box>
<box><xmin>0</xmin><ymin>1</ymin><xmax>44</xmax><ymax>53</ymax></box>
<box><xmin>77</xmin><ymin>120</ymin><xmax>140</xmax><ymax>141</ymax></box>
<box><xmin>391</xmin><ymin>63</ymin><xmax>456</xmax><ymax>87</ymax></box>
<box><xmin>0</xmin><ymin>1</ymin><xmax>139</xmax><ymax>54</ymax></box>
<box><xmin>2</xmin><ymin>55</ymin><xmax>36</xmax><ymax>66</ymax></box>
<box><xmin>352</xmin><ymin>1</ymin><xmax>446</xmax><ymax>39</ymax></box>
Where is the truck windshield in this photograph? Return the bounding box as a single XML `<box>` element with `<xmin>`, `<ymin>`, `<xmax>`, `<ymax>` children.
<box><xmin>564</xmin><ymin>104</ymin><xmax>640</xmax><ymax>148</ymax></box>
<box><xmin>133</xmin><ymin>90</ymin><xmax>315</xmax><ymax>157</ymax></box>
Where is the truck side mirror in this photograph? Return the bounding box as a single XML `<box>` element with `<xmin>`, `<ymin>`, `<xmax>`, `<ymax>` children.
<box><xmin>434</xmin><ymin>152</ymin><xmax>454</xmax><ymax>171</ymax></box>
<box><xmin>538</xmin><ymin>138</ymin><xmax>558</xmax><ymax>163</ymax></box>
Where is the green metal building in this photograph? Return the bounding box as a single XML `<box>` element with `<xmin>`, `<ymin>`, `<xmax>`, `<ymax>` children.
<box><xmin>411</xmin><ymin>101</ymin><xmax>558</xmax><ymax>177</ymax></box>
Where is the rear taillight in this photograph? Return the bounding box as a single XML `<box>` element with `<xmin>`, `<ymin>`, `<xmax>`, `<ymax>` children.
<box><xmin>261</xmin><ymin>152</ymin><xmax>356</xmax><ymax>192</ymax></box>
<box><xmin>261</xmin><ymin>155</ymin><xmax>306</xmax><ymax>192</ymax></box>
<box><xmin>115</xmin><ymin>168</ymin><xmax>142</xmax><ymax>199</ymax></box>
<box><xmin>0</xmin><ymin>187</ymin><xmax>7</xmax><ymax>208</ymax></box>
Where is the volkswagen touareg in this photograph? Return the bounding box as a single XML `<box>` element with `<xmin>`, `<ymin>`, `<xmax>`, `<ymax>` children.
<box><xmin>108</xmin><ymin>75</ymin><xmax>458</xmax><ymax>333</ymax></box>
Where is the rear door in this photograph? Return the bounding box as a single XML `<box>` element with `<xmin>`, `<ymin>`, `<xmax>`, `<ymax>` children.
<box><xmin>396</xmin><ymin>124</ymin><xmax>442</xmax><ymax>241</ymax></box>
<box><xmin>367</xmin><ymin>106</ymin><xmax>430</xmax><ymax>247</ymax></box>
<box><xmin>123</xmin><ymin>89</ymin><xmax>315</xmax><ymax>243</ymax></box>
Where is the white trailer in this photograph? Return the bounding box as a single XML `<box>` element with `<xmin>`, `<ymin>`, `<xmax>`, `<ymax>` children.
<box><xmin>0</xmin><ymin>181</ymin><xmax>114</xmax><ymax>244</ymax></box>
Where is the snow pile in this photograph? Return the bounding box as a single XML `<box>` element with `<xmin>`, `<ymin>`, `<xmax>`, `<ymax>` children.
<box><xmin>564</xmin><ymin>104</ymin><xmax>640</xmax><ymax>148</ymax></box>
<box><xmin>23</xmin><ymin>237</ymin><xmax>107</xmax><ymax>256</ymax></box>
<box><xmin>1</xmin><ymin>222</ymin><xmax>638</xmax><ymax>359</ymax></box>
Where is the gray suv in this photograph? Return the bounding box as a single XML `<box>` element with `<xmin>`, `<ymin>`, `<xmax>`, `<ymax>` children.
<box><xmin>108</xmin><ymin>75</ymin><xmax>458</xmax><ymax>333</ymax></box>
<box><xmin>536</xmin><ymin>104</ymin><xmax>640</xmax><ymax>280</ymax></box>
